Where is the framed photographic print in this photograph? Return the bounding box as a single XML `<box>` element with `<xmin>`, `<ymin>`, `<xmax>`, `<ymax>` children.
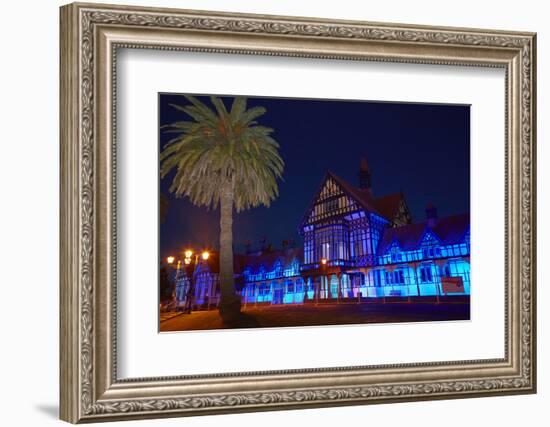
<box><xmin>60</xmin><ymin>2</ymin><xmax>537</xmax><ymax>423</ymax></box>
<box><xmin>158</xmin><ymin>93</ymin><xmax>471</xmax><ymax>332</ymax></box>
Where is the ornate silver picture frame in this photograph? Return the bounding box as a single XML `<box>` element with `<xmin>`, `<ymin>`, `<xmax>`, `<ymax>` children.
<box><xmin>60</xmin><ymin>2</ymin><xmax>536</xmax><ymax>423</ymax></box>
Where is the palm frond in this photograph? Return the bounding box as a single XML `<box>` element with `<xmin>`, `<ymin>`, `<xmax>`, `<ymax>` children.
<box><xmin>230</xmin><ymin>97</ymin><xmax>247</xmax><ymax>124</ymax></box>
<box><xmin>160</xmin><ymin>95</ymin><xmax>285</xmax><ymax>212</ymax></box>
<box><xmin>239</xmin><ymin>106</ymin><xmax>267</xmax><ymax>125</ymax></box>
<box><xmin>210</xmin><ymin>96</ymin><xmax>229</xmax><ymax>119</ymax></box>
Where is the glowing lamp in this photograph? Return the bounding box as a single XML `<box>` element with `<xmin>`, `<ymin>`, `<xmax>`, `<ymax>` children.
<box><xmin>184</xmin><ymin>258</ymin><xmax>191</xmax><ymax>265</ymax></box>
<box><xmin>201</xmin><ymin>251</ymin><xmax>210</xmax><ymax>260</ymax></box>
<box><xmin>184</xmin><ymin>249</ymin><xmax>193</xmax><ymax>258</ymax></box>
<box><xmin>321</xmin><ymin>258</ymin><xmax>327</xmax><ymax>265</ymax></box>
<box><xmin>166</xmin><ymin>256</ymin><xmax>175</xmax><ymax>264</ymax></box>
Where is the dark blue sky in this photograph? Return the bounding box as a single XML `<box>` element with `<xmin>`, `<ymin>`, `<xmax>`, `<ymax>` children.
<box><xmin>159</xmin><ymin>93</ymin><xmax>469</xmax><ymax>259</ymax></box>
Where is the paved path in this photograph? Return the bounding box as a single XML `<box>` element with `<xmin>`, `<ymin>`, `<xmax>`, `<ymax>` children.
<box><xmin>160</xmin><ymin>301</ymin><xmax>469</xmax><ymax>332</ymax></box>
<box><xmin>159</xmin><ymin>311</ymin><xmax>184</xmax><ymax>323</ymax></box>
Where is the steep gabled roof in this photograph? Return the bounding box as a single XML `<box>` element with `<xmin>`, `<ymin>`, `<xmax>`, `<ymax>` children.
<box><xmin>242</xmin><ymin>247</ymin><xmax>303</xmax><ymax>272</ymax></box>
<box><xmin>377</xmin><ymin>213</ymin><xmax>470</xmax><ymax>255</ymax></box>
<box><xmin>194</xmin><ymin>251</ymin><xmax>249</xmax><ymax>274</ymax></box>
<box><xmin>298</xmin><ymin>171</ymin><xmax>381</xmax><ymax>230</ymax></box>
<box><xmin>374</xmin><ymin>192</ymin><xmax>405</xmax><ymax>221</ymax></box>
<box><xmin>298</xmin><ymin>170</ymin><xmax>411</xmax><ymax>230</ymax></box>
<box><xmin>327</xmin><ymin>171</ymin><xmax>386</xmax><ymax>218</ymax></box>
<box><xmin>430</xmin><ymin>213</ymin><xmax>470</xmax><ymax>245</ymax></box>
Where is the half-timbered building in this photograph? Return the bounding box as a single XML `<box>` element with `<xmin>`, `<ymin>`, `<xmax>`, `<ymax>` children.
<box><xmin>239</xmin><ymin>158</ymin><xmax>470</xmax><ymax>304</ymax></box>
<box><xmin>175</xmin><ymin>158</ymin><xmax>470</xmax><ymax>310</ymax></box>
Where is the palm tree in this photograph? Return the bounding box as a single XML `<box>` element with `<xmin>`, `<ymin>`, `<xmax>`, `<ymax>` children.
<box><xmin>160</xmin><ymin>95</ymin><xmax>284</xmax><ymax>323</ymax></box>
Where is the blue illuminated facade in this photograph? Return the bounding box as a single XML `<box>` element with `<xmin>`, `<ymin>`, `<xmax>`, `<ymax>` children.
<box><xmin>176</xmin><ymin>159</ymin><xmax>470</xmax><ymax>309</ymax></box>
<box><xmin>240</xmin><ymin>249</ymin><xmax>307</xmax><ymax>305</ymax></box>
<box><xmin>174</xmin><ymin>259</ymin><xmax>222</xmax><ymax>311</ymax></box>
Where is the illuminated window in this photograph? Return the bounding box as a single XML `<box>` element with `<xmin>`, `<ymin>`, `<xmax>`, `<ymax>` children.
<box><xmin>393</xmin><ymin>270</ymin><xmax>405</xmax><ymax>284</ymax></box>
<box><xmin>444</xmin><ymin>260</ymin><xmax>470</xmax><ymax>291</ymax></box>
<box><xmin>287</xmin><ymin>281</ymin><xmax>295</xmax><ymax>293</ymax></box>
<box><xmin>420</xmin><ymin>266</ymin><xmax>433</xmax><ymax>282</ymax></box>
<box><xmin>373</xmin><ymin>270</ymin><xmax>382</xmax><ymax>287</ymax></box>
<box><xmin>304</xmin><ymin>232</ymin><xmax>314</xmax><ymax>265</ymax></box>
<box><xmin>321</xmin><ymin>242</ymin><xmax>330</xmax><ymax>260</ymax></box>
<box><xmin>284</xmin><ymin>258</ymin><xmax>300</xmax><ymax>277</ymax></box>
<box><xmin>391</xmin><ymin>252</ymin><xmax>402</xmax><ymax>262</ymax></box>
<box><xmin>259</xmin><ymin>283</ymin><xmax>269</xmax><ymax>296</ymax></box>
<box><xmin>315</xmin><ymin>224</ymin><xmax>349</xmax><ymax>262</ymax></box>
<box><xmin>295</xmin><ymin>278</ymin><xmax>304</xmax><ymax>293</ymax></box>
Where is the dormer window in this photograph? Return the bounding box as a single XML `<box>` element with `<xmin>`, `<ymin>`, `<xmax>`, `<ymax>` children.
<box><xmin>391</xmin><ymin>252</ymin><xmax>402</xmax><ymax>262</ymax></box>
<box><xmin>389</xmin><ymin>244</ymin><xmax>402</xmax><ymax>262</ymax></box>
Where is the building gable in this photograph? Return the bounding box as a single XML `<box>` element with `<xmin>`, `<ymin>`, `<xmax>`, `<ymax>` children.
<box><xmin>300</xmin><ymin>173</ymin><xmax>364</xmax><ymax>229</ymax></box>
<box><xmin>419</xmin><ymin>230</ymin><xmax>441</xmax><ymax>247</ymax></box>
<box><xmin>374</xmin><ymin>192</ymin><xmax>412</xmax><ymax>227</ymax></box>
<box><xmin>387</xmin><ymin>240</ymin><xmax>402</xmax><ymax>254</ymax></box>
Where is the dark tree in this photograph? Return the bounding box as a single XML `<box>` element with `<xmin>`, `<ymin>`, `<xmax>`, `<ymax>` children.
<box><xmin>159</xmin><ymin>266</ymin><xmax>175</xmax><ymax>303</ymax></box>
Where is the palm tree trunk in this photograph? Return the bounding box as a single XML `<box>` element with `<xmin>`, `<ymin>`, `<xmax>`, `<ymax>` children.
<box><xmin>218</xmin><ymin>180</ymin><xmax>241</xmax><ymax>322</ymax></box>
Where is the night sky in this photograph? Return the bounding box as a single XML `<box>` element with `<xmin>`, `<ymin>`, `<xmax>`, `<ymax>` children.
<box><xmin>159</xmin><ymin>93</ymin><xmax>470</xmax><ymax>260</ymax></box>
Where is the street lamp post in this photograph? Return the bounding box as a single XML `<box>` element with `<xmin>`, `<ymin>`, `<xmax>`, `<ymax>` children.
<box><xmin>163</xmin><ymin>256</ymin><xmax>180</xmax><ymax>312</ymax></box>
<box><xmin>182</xmin><ymin>249</ymin><xmax>210</xmax><ymax>314</ymax></box>
<box><xmin>319</xmin><ymin>257</ymin><xmax>327</xmax><ymax>304</ymax></box>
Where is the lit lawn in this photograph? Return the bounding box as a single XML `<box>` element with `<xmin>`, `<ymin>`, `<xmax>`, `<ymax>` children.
<box><xmin>159</xmin><ymin>299</ymin><xmax>469</xmax><ymax>332</ymax></box>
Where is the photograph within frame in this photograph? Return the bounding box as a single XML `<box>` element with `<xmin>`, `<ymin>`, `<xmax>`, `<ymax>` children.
<box><xmin>158</xmin><ymin>93</ymin><xmax>471</xmax><ymax>332</ymax></box>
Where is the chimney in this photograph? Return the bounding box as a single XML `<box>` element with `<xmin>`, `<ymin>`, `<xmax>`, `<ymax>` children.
<box><xmin>358</xmin><ymin>157</ymin><xmax>372</xmax><ymax>193</ymax></box>
<box><xmin>426</xmin><ymin>203</ymin><xmax>438</xmax><ymax>227</ymax></box>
